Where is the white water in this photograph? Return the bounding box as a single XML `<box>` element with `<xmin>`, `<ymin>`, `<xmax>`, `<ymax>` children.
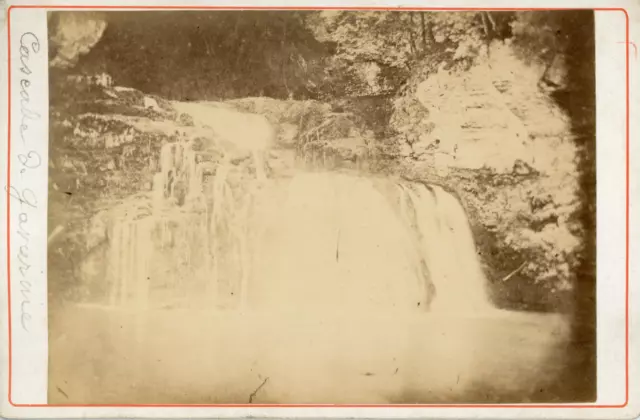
<box><xmin>246</xmin><ymin>172</ymin><xmax>496</xmax><ymax>315</ymax></box>
<box><xmin>104</xmin><ymin>144</ymin><xmax>496</xmax><ymax>317</ymax></box>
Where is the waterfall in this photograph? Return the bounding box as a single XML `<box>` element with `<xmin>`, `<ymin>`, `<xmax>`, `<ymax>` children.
<box><xmin>245</xmin><ymin>172</ymin><xmax>492</xmax><ymax>315</ymax></box>
<box><xmin>102</xmin><ymin>151</ymin><xmax>494</xmax><ymax>315</ymax></box>
<box><xmin>398</xmin><ymin>182</ymin><xmax>493</xmax><ymax>314</ymax></box>
<box><xmin>71</xmin><ymin>168</ymin><xmax>572</xmax><ymax>405</ymax></box>
<box><xmin>56</xmin><ymin>137</ymin><xmax>577</xmax><ymax>405</ymax></box>
<box><xmin>57</xmin><ymin>102</ymin><xmax>571</xmax><ymax>404</ymax></box>
<box><xmin>104</xmin><ymin>139</ymin><xmax>254</xmax><ymax>310</ymax></box>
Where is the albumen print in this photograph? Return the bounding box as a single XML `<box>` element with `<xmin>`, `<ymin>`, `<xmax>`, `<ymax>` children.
<box><xmin>45</xmin><ymin>9</ymin><xmax>596</xmax><ymax>404</ymax></box>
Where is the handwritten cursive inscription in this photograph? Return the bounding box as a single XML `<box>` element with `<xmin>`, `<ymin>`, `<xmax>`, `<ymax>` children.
<box><xmin>6</xmin><ymin>185</ymin><xmax>39</xmax><ymax>332</ymax></box>
<box><xmin>7</xmin><ymin>31</ymin><xmax>43</xmax><ymax>333</ymax></box>
<box><xmin>19</xmin><ymin>33</ymin><xmax>42</xmax><ymax>145</ymax></box>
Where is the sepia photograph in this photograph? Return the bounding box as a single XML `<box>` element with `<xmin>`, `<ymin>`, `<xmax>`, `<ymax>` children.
<box><xmin>46</xmin><ymin>9</ymin><xmax>596</xmax><ymax>405</ymax></box>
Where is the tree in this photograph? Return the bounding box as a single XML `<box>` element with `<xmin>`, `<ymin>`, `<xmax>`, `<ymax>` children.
<box><xmin>306</xmin><ymin>11</ymin><xmax>516</xmax><ymax>98</ymax></box>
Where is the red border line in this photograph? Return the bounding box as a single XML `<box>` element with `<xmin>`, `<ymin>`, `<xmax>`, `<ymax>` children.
<box><xmin>2</xmin><ymin>5</ymin><xmax>624</xmax><ymax>9</ymax></box>
<box><xmin>6</xmin><ymin>4</ymin><xmax>12</xmax><ymax>409</ymax></box>
<box><xmin>624</xmin><ymin>2</ymin><xmax>631</xmax><ymax>405</ymax></box>
<box><xmin>624</xmin><ymin>3</ymin><xmax>630</xmax><ymax>407</ymax></box>
<box><xmin>5</xmin><ymin>5</ymin><xmax>631</xmax><ymax>409</ymax></box>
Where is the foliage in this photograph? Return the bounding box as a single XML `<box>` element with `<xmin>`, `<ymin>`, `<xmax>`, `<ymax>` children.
<box><xmin>305</xmin><ymin>11</ymin><xmax>520</xmax><ymax>97</ymax></box>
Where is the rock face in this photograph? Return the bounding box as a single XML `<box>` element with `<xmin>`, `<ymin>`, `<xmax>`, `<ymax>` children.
<box><xmin>387</xmin><ymin>43</ymin><xmax>584</xmax><ymax>309</ymax></box>
<box><xmin>393</xmin><ymin>44</ymin><xmax>574</xmax><ymax>176</ymax></box>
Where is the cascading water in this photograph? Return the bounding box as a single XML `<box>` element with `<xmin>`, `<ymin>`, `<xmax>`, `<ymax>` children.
<box><xmin>102</xmin><ymin>147</ymin><xmax>495</xmax><ymax>317</ymax></box>
<box><xmin>51</xmin><ymin>104</ymin><xmax>570</xmax><ymax>404</ymax></box>
<box><xmin>397</xmin><ymin>182</ymin><xmax>494</xmax><ymax>314</ymax></box>
<box><xmin>104</xmin><ymin>136</ymin><xmax>256</xmax><ymax>311</ymax></box>
<box><xmin>244</xmin><ymin>172</ymin><xmax>495</xmax><ymax>315</ymax></box>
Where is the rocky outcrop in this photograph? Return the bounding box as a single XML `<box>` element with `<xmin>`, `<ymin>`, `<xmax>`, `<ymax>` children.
<box><xmin>388</xmin><ymin>43</ymin><xmax>583</xmax><ymax>310</ymax></box>
<box><xmin>392</xmin><ymin>45</ymin><xmax>574</xmax><ymax>175</ymax></box>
